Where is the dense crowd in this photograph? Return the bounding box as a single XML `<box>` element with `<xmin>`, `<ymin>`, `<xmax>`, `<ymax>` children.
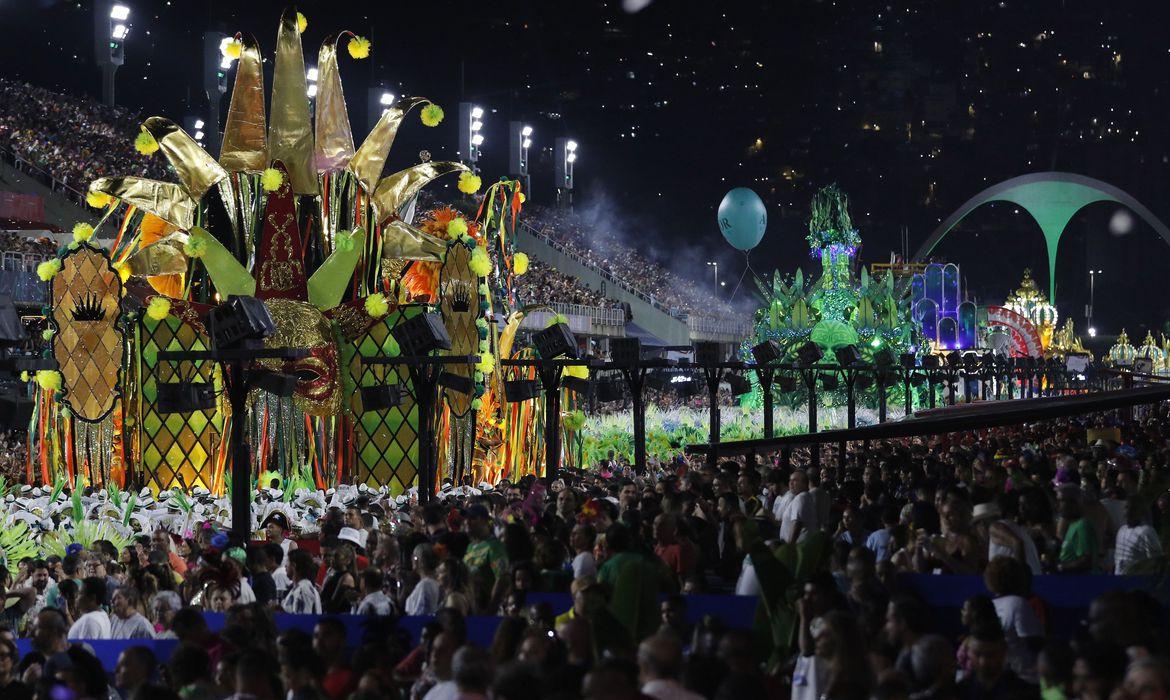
<box><xmin>0</xmin><ymin>79</ymin><xmax>170</xmax><ymax>197</ymax></box>
<box><xmin>514</xmin><ymin>259</ymin><xmax>612</xmax><ymax>308</ymax></box>
<box><xmin>0</xmin><ymin>407</ymin><xmax>1165</xmax><ymax>698</ymax></box>
<box><xmin>0</xmin><ymin>232</ymin><xmax>55</xmax><ymax>259</ymax></box>
<box><xmin>523</xmin><ymin>205</ymin><xmax>740</xmax><ymax>320</ymax></box>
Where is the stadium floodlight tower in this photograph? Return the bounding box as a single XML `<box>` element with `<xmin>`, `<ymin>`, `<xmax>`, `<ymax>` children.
<box><xmin>306</xmin><ymin>66</ymin><xmax>319</xmax><ymax>100</ymax></box>
<box><xmin>202</xmin><ymin>32</ymin><xmax>231</xmax><ymax>157</ymax></box>
<box><xmin>509</xmin><ymin>122</ymin><xmax>534</xmax><ymax>199</ymax></box>
<box><xmin>94</xmin><ymin>3</ymin><xmax>131</xmax><ymax>106</ymax></box>
<box><xmin>367</xmin><ymin>88</ymin><xmax>396</xmax><ymax>136</ymax></box>
<box><xmin>182</xmin><ymin>117</ymin><xmax>207</xmax><ymax>150</ymax></box>
<box><xmin>554</xmin><ymin>138</ymin><xmax>577</xmax><ymax>208</ymax></box>
<box><xmin>459</xmin><ymin>103</ymin><xmax>485</xmax><ymax>173</ymax></box>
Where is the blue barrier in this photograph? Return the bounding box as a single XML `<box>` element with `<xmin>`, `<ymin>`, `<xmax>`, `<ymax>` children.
<box><xmin>17</xmin><ymin>576</ymin><xmax>1161</xmax><ymax>673</ymax></box>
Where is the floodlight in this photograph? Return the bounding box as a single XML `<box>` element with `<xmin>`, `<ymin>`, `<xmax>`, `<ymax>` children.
<box><xmin>392</xmin><ymin>313</ymin><xmax>452</xmax><ymax>356</ymax></box>
<box><xmin>471</xmin><ymin>134</ymin><xmax>484</xmax><ymax>146</ymax></box>
<box><xmin>521</xmin><ymin>125</ymin><xmax>533</xmax><ymax>136</ymax></box>
<box><xmin>566</xmin><ymin>140</ymin><xmax>578</xmax><ymax>151</ymax></box>
<box><xmin>751</xmin><ymin>339</ymin><xmax>780</xmax><ymax>365</ymax></box>
<box><xmin>471</xmin><ymin>106</ymin><xmax>484</xmax><ymax>119</ymax></box>
<box><xmin>206</xmin><ymin>295</ymin><xmax>276</xmax><ymax>350</ymax></box>
<box><xmin>220</xmin><ymin>56</ymin><xmax>233</xmax><ymax>70</ymax></box>
<box><xmin>253</xmin><ymin>370</ymin><xmax>298</xmax><ymax>398</ymax></box>
<box><xmin>797</xmin><ymin>341</ymin><xmax>823</xmax><ymax>367</ymax></box>
<box><xmin>834</xmin><ymin>345</ymin><xmax>863</xmax><ymax>367</ymax></box>
<box><xmin>610</xmin><ymin>337</ymin><xmax>642</xmax><ymax>365</ymax></box>
<box><xmin>194</xmin><ymin>130</ymin><xmax>204</xmax><ymax>140</ymax></box>
<box><xmin>193</xmin><ymin>119</ymin><xmax>204</xmax><ymax>130</ymax></box>
<box><xmin>157</xmin><ymin>382</ymin><xmax>216</xmax><ymax>414</ymax></box>
<box><xmin>562</xmin><ymin>376</ymin><xmax>593</xmax><ymax>395</ymax></box>
<box><xmin>597</xmin><ymin>377</ymin><xmax>624</xmax><ymax>402</ymax></box>
<box><xmin>567</xmin><ymin>153</ymin><xmax>577</xmax><ymax>163</ymax></box>
<box><xmin>306</xmin><ymin>84</ymin><xmax>318</xmax><ymax>98</ymax></box>
<box><xmin>110</xmin><ymin>5</ymin><xmax>130</xmax><ymax>20</ymax></box>
<box><xmin>306</xmin><ymin>67</ymin><xmax>318</xmax><ymax>81</ymax></box>
<box><xmin>470</xmin><ymin>120</ymin><xmax>483</xmax><ymax>132</ymax></box>
<box><xmin>503</xmin><ymin>379</ymin><xmax>541</xmax><ymax>402</ymax></box>
<box><xmin>693</xmin><ymin>341</ymin><xmax>722</xmax><ymax>365</ymax></box>
<box><xmin>522</xmin><ymin>138</ymin><xmax>532</xmax><ymax>149</ymax></box>
<box><xmin>1088</xmin><ymin>327</ymin><xmax>1097</xmax><ymax>337</ymax></box>
<box><xmin>534</xmin><ymin>322</ymin><xmax>579</xmax><ymax>359</ymax></box>
<box><xmin>379</xmin><ymin>91</ymin><xmax>395</xmax><ymax>105</ymax></box>
<box><xmin>112</xmin><ymin>24</ymin><xmax>129</xmax><ymax>40</ymax></box>
<box><xmin>724</xmin><ymin>372</ymin><xmax>751</xmax><ymax>396</ymax></box>
<box><xmin>360</xmin><ymin>384</ymin><xmax>402</xmax><ymax>412</ymax></box>
<box><xmin>437</xmin><ymin>372</ymin><xmax>474</xmax><ymax>395</ymax></box>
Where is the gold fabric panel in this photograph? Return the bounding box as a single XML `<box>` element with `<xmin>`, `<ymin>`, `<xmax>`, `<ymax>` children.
<box><xmin>142</xmin><ymin>117</ymin><xmax>228</xmax><ymax>202</ymax></box>
<box><xmin>89</xmin><ymin>177</ymin><xmax>197</xmax><ymax>231</ymax></box>
<box><xmin>51</xmin><ymin>246</ymin><xmax>124</xmax><ymax>422</ymax></box>
<box><xmin>349</xmin><ymin>96</ymin><xmax>428</xmax><ymax>196</ymax></box>
<box><xmin>313</xmin><ymin>37</ymin><xmax>356</xmax><ymax>172</ymax></box>
<box><xmin>439</xmin><ymin>244</ymin><xmax>476</xmax><ymax>417</ymax></box>
<box><xmin>381</xmin><ymin>220</ymin><xmax>446</xmax><ymax>262</ymax></box>
<box><xmin>371</xmin><ymin>162</ymin><xmax>469</xmax><ymax>223</ymax></box>
<box><xmin>126</xmin><ymin>232</ymin><xmax>190</xmax><ymax>277</ymax></box>
<box><xmin>220</xmin><ymin>35</ymin><xmax>268</xmax><ymax>172</ymax></box>
<box><xmin>268</xmin><ymin>8</ymin><xmax>317</xmax><ymax>194</ymax></box>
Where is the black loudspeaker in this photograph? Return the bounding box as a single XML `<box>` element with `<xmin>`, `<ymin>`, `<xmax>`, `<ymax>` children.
<box><xmin>534</xmin><ymin>322</ymin><xmax>578</xmax><ymax>359</ymax></box>
<box><xmin>751</xmin><ymin>340</ymin><xmax>779</xmax><ymax>365</ymax></box>
<box><xmin>900</xmin><ymin>352</ymin><xmax>918</xmax><ymax>369</ymax></box>
<box><xmin>207</xmin><ymin>295</ymin><xmax>276</xmax><ymax>350</ymax></box>
<box><xmin>724</xmin><ymin>372</ymin><xmax>751</xmax><ymax>396</ymax></box>
<box><xmin>873</xmin><ymin>348</ymin><xmax>897</xmax><ymax>367</ymax></box>
<box><xmin>437</xmin><ymin>372</ymin><xmax>474</xmax><ymax>395</ymax></box>
<box><xmin>253</xmin><ymin>370</ymin><xmax>298</xmax><ymax>398</ymax></box>
<box><xmin>834</xmin><ymin>345</ymin><xmax>863</xmax><ymax>367</ymax></box>
<box><xmin>819</xmin><ymin>372</ymin><xmax>839</xmax><ymax>391</ymax></box>
<box><xmin>503</xmin><ymin>380</ymin><xmax>541</xmax><ymax>402</ymax></box>
<box><xmin>0</xmin><ymin>394</ymin><xmax>33</xmax><ymax>429</ymax></box>
<box><xmin>921</xmin><ymin>354</ymin><xmax>941</xmax><ymax>369</ymax></box>
<box><xmin>674</xmin><ymin>379</ymin><xmax>701</xmax><ymax>397</ymax></box>
<box><xmin>777</xmin><ymin>375</ymin><xmax>796</xmax><ymax>392</ymax></box>
<box><xmin>610</xmin><ymin>337</ymin><xmax>641</xmax><ymax>364</ymax></box>
<box><xmin>392</xmin><ymin>312</ymin><xmax>452</xmax><ymax>356</ymax></box>
<box><xmin>855</xmin><ymin>373</ymin><xmax>874</xmax><ymax>390</ymax></box>
<box><xmin>361</xmin><ymin>384</ymin><xmax>402</xmax><ymax>412</ymax></box>
<box><xmin>797</xmin><ymin>341</ymin><xmax>823</xmax><ymax>367</ymax></box>
<box><xmin>694</xmin><ymin>341</ymin><xmax>721</xmax><ymax>365</ymax></box>
<box><xmin>562</xmin><ymin>376</ymin><xmax>592</xmax><ymax>395</ymax></box>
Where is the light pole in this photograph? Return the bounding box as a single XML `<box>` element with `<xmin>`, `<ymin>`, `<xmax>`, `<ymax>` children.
<box><xmin>459</xmin><ymin>103</ymin><xmax>485</xmax><ymax>173</ymax></box>
<box><xmin>706</xmin><ymin>261</ymin><xmax>718</xmax><ymax>290</ymax></box>
<box><xmin>509</xmin><ymin>122</ymin><xmax>533</xmax><ymax>198</ymax></box>
<box><xmin>1087</xmin><ymin>269</ymin><xmax>1102</xmax><ymax>335</ymax></box>
<box><xmin>94</xmin><ymin>3</ymin><xmax>130</xmax><ymax>106</ymax></box>
<box><xmin>555</xmin><ymin>138</ymin><xmax>577</xmax><ymax>208</ymax></box>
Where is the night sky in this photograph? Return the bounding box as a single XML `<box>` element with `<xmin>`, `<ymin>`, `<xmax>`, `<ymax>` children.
<box><xmin>3</xmin><ymin>0</ymin><xmax>1170</xmax><ymax>340</ymax></box>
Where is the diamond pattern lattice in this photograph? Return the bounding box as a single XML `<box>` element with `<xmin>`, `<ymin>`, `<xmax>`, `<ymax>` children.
<box><xmin>439</xmin><ymin>245</ymin><xmax>478</xmax><ymax>418</ymax></box>
<box><xmin>137</xmin><ymin>316</ymin><xmax>224</xmax><ymax>492</ymax></box>
<box><xmin>50</xmin><ymin>246</ymin><xmax>123</xmax><ymax>422</ymax></box>
<box><xmin>345</xmin><ymin>308</ymin><xmax>420</xmax><ymax>494</ymax></box>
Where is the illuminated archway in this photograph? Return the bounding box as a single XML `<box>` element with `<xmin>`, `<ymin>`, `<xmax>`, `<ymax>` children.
<box><xmin>912</xmin><ymin>172</ymin><xmax>1170</xmax><ymax>299</ymax></box>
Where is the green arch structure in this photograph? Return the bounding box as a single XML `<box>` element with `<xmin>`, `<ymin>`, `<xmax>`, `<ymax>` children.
<box><xmin>912</xmin><ymin>172</ymin><xmax>1170</xmax><ymax>299</ymax></box>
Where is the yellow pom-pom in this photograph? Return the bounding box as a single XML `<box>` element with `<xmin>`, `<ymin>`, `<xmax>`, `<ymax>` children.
<box><xmin>296</xmin><ymin>12</ymin><xmax>307</xmax><ymax>32</ymax></box>
<box><xmin>134</xmin><ymin>131</ymin><xmax>159</xmax><ymax>156</ymax></box>
<box><xmin>513</xmin><ymin>252</ymin><xmax>529</xmax><ymax>276</ymax></box>
<box><xmin>113</xmin><ymin>261</ymin><xmax>131</xmax><ymax>282</ymax></box>
<box><xmin>476</xmin><ymin>353</ymin><xmax>495</xmax><ymax>376</ymax></box>
<box><xmin>563</xmin><ymin>364</ymin><xmax>589</xmax><ymax>380</ymax></box>
<box><xmin>420</xmin><ymin>103</ymin><xmax>445</xmax><ymax>127</ymax></box>
<box><xmin>519</xmin><ymin>192</ymin><xmax>527</xmax><ymax>204</ymax></box>
<box><xmin>72</xmin><ymin>222</ymin><xmax>94</xmax><ymax>244</ymax></box>
<box><xmin>42</xmin><ymin>329</ymin><xmax>53</xmax><ymax>341</ymax></box>
<box><xmin>347</xmin><ymin>35</ymin><xmax>371</xmax><ymax>59</ymax></box>
<box><xmin>222</xmin><ymin>38</ymin><xmax>242</xmax><ymax>59</ymax></box>
<box><xmin>86</xmin><ymin>190</ymin><xmax>113</xmax><ymax>209</ymax></box>
<box><xmin>146</xmin><ymin>296</ymin><xmax>171</xmax><ymax>321</ymax></box>
<box><xmin>458</xmin><ymin>171</ymin><xmax>482</xmax><ymax>195</ymax></box>
<box><xmin>364</xmin><ymin>293</ymin><xmax>390</xmax><ymax>319</ymax></box>
<box><xmin>260</xmin><ymin>168</ymin><xmax>284</xmax><ymax>192</ymax></box>
<box><xmin>19</xmin><ymin>371</ymin><xmax>29</xmax><ymax>383</ymax></box>
<box><xmin>36</xmin><ymin>259</ymin><xmax>61</xmax><ymax>282</ymax></box>
<box><xmin>35</xmin><ymin>370</ymin><xmax>62</xmax><ymax>392</ymax></box>
<box><xmin>446</xmin><ymin>217</ymin><xmax>468</xmax><ymax>239</ymax></box>
<box><xmin>183</xmin><ymin>231</ymin><xmax>208</xmax><ymax>259</ymax></box>
<box><xmin>469</xmin><ymin>246</ymin><xmax>492</xmax><ymax>277</ymax></box>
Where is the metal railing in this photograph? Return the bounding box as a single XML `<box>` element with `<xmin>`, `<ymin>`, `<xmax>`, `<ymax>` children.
<box><xmin>0</xmin><ymin>147</ymin><xmax>87</xmax><ymax>206</ymax></box>
<box><xmin>688</xmin><ymin>315</ymin><xmax>753</xmax><ymax>339</ymax></box>
<box><xmin>547</xmin><ymin>302</ymin><xmax>625</xmax><ymax>326</ymax></box>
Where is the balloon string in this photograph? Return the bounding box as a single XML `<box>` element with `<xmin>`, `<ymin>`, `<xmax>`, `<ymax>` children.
<box><xmin>728</xmin><ymin>251</ymin><xmax>756</xmax><ymax>302</ymax></box>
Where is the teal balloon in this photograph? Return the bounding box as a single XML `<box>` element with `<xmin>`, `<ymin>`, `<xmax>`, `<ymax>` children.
<box><xmin>717</xmin><ymin>187</ymin><xmax>767</xmax><ymax>251</ymax></box>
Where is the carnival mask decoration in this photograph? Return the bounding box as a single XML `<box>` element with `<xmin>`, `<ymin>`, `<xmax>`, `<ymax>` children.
<box><xmin>49</xmin><ymin>244</ymin><xmax>125</xmax><ymax>422</ymax></box>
